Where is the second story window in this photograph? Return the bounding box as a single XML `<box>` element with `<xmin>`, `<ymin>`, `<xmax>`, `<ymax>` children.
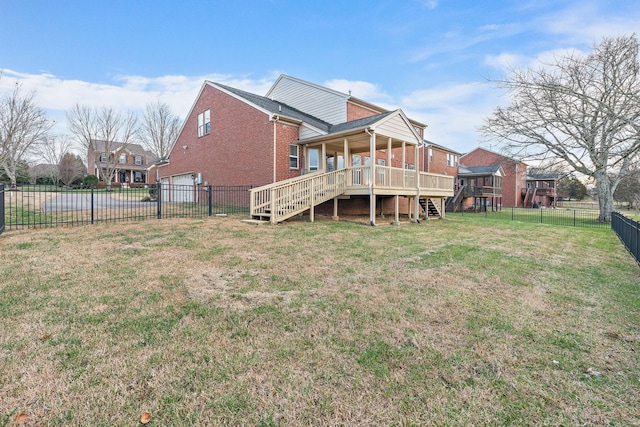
<box><xmin>99</xmin><ymin>152</ymin><xmax>108</xmax><ymax>162</ymax></box>
<box><xmin>429</xmin><ymin>148</ymin><xmax>433</xmax><ymax>162</ymax></box>
<box><xmin>119</xmin><ymin>154</ymin><xmax>127</xmax><ymax>164</ymax></box>
<box><xmin>134</xmin><ymin>156</ymin><xmax>143</xmax><ymax>165</ymax></box>
<box><xmin>198</xmin><ymin>109</ymin><xmax>210</xmax><ymax>137</ymax></box>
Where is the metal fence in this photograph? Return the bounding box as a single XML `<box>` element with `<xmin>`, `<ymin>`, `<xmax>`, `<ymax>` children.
<box><xmin>1</xmin><ymin>183</ymin><xmax>253</xmax><ymax>232</ymax></box>
<box><xmin>453</xmin><ymin>207</ymin><xmax>609</xmax><ymax>229</ymax></box>
<box><xmin>611</xmin><ymin>212</ymin><xmax>640</xmax><ymax>264</ymax></box>
<box><xmin>0</xmin><ymin>184</ymin><xmax>4</xmax><ymax>235</ymax></box>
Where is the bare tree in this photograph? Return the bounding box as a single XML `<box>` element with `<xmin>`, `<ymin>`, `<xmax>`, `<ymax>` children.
<box><xmin>481</xmin><ymin>34</ymin><xmax>640</xmax><ymax>222</ymax></box>
<box><xmin>36</xmin><ymin>134</ymin><xmax>74</xmax><ymax>184</ymax></box>
<box><xmin>0</xmin><ymin>82</ymin><xmax>53</xmax><ymax>188</ymax></box>
<box><xmin>58</xmin><ymin>152</ymin><xmax>85</xmax><ymax>186</ymax></box>
<box><xmin>139</xmin><ymin>101</ymin><xmax>181</xmax><ymax>160</ymax></box>
<box><xmin>67</xmin><ymin>104</ymin><xmax>137</xmax><ymax>191</ymax></box>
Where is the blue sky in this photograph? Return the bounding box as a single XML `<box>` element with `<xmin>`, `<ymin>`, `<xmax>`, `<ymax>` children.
<box><xmin>1</xmin><ymin>0</ymin><xmax>639</xmax><ymax>154</ymax></box>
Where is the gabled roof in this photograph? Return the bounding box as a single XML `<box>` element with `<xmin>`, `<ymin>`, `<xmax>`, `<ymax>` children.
<box><xmin>299</xmin><ymin>109</ymin><xmax>422</xmax><ymax>147</ymax></box>
<box><xmin>213</xmin><ymin>82</ymin><xmax>331</xmax><ymax>132</ymax></box>
<box><xmin>458</xmin><ymin>164</ymin><xmax>504</xmax><ymax>176</ymax></box>
<box><xmin>423</xmin><ymin>140</ymin><xmax>462</xmax><ymax>155</ymax></box>
<box><xmin>91</xmin><ymin>140</ymin><xmax>155</xmax><ymax>158</ymax></box>
<box><xmin>461</xmin><ymin>147</ymin><xmax>527</xmax><ymax>166</ymax></box>
<box><xmin>327</xmin><ymin>111</ymin><xmax>395</xmax><ymax>134</ymax></box>
<box><xmin>527</xmin><ymin>173</ymin><xmax>559</xmax><ymax>181</ymax></box>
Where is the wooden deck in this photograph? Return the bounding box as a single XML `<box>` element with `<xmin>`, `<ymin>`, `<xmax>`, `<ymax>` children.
<box><xmin>250</xmin><ymin>166</ymin><xmax>454</xmax><ymax>223</ymax></box>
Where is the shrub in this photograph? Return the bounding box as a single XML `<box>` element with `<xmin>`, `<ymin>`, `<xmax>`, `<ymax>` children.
<box><xmin>148</xmin><ymin>186</ymin><xmax>158</xmax><ymax>201</ymax></box>
<box><xmin>83</xmin><ymin>175</ymin><xmax>99</xmax><ymax>186</ymax></box>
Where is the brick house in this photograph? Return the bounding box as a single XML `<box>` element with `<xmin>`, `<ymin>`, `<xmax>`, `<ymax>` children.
<box><xmin>525</xmin><ymin>173</ymin><xmax>559</xmax><ymax>208</ymax></box>
<box><xmin>460</xmin><ymin>147</ymin><xmax>527</xmax><ymax>208</ymax></box>
<box><xmin>159</xmin><ymin>74</ymin><xmax>454</xmax><ymax>224</ymax></box>
<box><xmin>88</xmin><ymin>140</ymin><xmax>157</xmax><ymax>186</ymax></box>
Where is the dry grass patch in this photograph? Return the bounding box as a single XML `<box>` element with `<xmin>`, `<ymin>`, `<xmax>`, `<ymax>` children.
<box><xmin>0</xmin><ymin>215</ymin><xmax>639</xmax><ymax>426</ymax></box>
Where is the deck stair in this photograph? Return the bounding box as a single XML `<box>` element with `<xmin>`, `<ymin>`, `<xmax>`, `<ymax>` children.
<box><xmin>419</xmin><ymin>198</ymin><xmax>442</xmax><ymax>218</ymax></box>
<box><xmin>445</xmin><ymin>185</ymin><xmax>465</xmax><ymax>212</ymax></box>
<box><xmin>250</xmin><ymin>170</ymin><xmax>347</xmax><ymax>224</ymax></box>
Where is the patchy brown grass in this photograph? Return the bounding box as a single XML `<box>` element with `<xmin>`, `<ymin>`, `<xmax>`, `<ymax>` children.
<box><xmin>0</xmin><ymin>215</ymin><xmax>639</xmax><ymax>426</ymax></box>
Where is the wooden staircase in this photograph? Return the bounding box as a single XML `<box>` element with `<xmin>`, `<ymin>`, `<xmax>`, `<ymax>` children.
<box><xmin>419</xmin><ymin>198</ymin><xmax>443</xmax><ymax>218</ymax></box>
<box><xmin>249</xmin><ymin>170</ymin><xmax>347</xmax><ymax>223</ymax></box>
<box><xmin>445</xmin><ymin>185</ymin><xmax>465</xmax><ymax>212</ymax></box>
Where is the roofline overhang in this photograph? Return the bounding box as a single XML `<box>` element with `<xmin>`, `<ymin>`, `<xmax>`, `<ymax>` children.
<box><xmin>298</xmin><ymin>126</ymin><xmax>374</xmax><ymax>145</ymax></box>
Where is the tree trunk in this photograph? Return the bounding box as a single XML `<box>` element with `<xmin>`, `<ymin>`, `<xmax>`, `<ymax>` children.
<box><xmin>594</xmin><ymin>170</ymin><xmax>613</xmax><ymax>222</ymax></box>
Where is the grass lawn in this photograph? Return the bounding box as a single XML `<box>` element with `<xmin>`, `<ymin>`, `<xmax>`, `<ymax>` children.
<box><xmin>0</xmin><ymin>215</ymin><xmax>639</xmax><ymax>426</ymax></box>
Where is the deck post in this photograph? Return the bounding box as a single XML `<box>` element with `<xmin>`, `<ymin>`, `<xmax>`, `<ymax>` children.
<box><xmin>369</xmin><ymin>130</ymin><xmax>377</xmax><ymax>226</ymax></box>
<box><xmin>392</xmin><ymin>195</ymin><xmax>400</xmax><ymax>225</ymax></box>
<box><xmin>332</xmin><ymin>197</ymin><xmax>339</xmax><ymax>221</ymax></box>
<box><xmin>310</xmin><ymin>178</ymin><xmax>315</xmax><ymax>222</ymax></box>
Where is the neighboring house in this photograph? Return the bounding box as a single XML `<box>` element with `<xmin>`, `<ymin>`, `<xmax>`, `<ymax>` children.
<box><xmin>525</xmin><ymin>173</ymin><xmax>559</xmax><ymax>208</ymax></box>
<box><xmin>88</xmin><ymin>140</ymin><xmax>158</xmax><ymax>185</ymax></box>
<box><xmin>460</xmin><ymin>148</ymin><xmax>527</xmax><ymax>208</ymax></box>
<box><xmin>159</xmin><ymin>74</ymin><xmax>454</xmax><ymax>224</ymax></box>
<box><xmin>451</xmin><ymin>165</ymin><xmax>505</xmax><ymax>212</ymax></box>
<box><xmin>419</xmin><ymin>140</ymin><xmax>460</xmax><ymax>176</ymax></box>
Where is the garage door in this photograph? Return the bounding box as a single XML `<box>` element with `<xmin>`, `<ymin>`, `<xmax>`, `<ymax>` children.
<box><xmin>171</xmin><ymin>174</ymin><xmax>194</xmax><ymax>203</ymax></box>
<box><xmin>159</xmin><ymin>177</ymin><xmax>170</xmax><ymax>202</ymax></box>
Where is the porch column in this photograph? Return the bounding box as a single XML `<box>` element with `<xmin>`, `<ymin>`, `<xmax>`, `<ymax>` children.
<box><xmin>344</xmin><ymin>139</ymin><xmax>349</xmax><ymax>168</ymax></box>
<box><xmin>303</xmin><ymin>145</ymin><xmax>308</xmax><ymax>173</ymax></box>
<box><xmin>401</xmin><ymin>141</ymin><xmax>406</xmax><ymax>187</ymax></box>
<box><xmin>332</xmin><ymin>198</ymin><xmax>339</xmax><ymax>221</ymax></box>
<box><xmin>369</xmin><ymin>131</ymin><xmax>376</xmax><ymax>226</ymax></box>
<box><xmin>321</xmin><ymin>143</ymin><xmax>327</xmax><ymax>171</ymax></box>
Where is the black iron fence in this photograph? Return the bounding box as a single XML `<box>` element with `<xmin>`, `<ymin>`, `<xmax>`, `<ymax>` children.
<box><xmin>611</xmin><ymin>212</ymin><xmax>640</xmax><ymax>264</ymax></box>
<box><xmin>0</xmin><ymin>184</ymin><xmax>4</xmax><ymax>235</ymax></box>
<box><xmin>1</xmin><ymin>183</ymin><xmax>253</xmax><ymax>232</ymax></box>
<box><xmin>454</xmin><ymin>207</ymin><xmax>609</xmax><ymax>229</ymax></box>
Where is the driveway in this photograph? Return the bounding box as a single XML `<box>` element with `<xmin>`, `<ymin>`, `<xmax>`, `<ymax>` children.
<box><xmin>41</xmin><ymin>192</ymin><xmax>153</xmax><ymax>213</ymax></box>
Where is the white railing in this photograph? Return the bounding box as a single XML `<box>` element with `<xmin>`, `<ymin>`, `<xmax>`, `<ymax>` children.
<box><xmin>251</xmin><ymin>170</ymin><xmax>346</xmax><ymax>223</ymax></box>
<box><xmin>250</xmin><ymin>166</ymin><xmax>454</xmax><ymax>223</ymax></box>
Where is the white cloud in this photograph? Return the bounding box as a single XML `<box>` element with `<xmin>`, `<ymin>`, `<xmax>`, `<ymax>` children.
<box><xmin>400</xmin><ymin>82</ymin><xmax>505</xmax><ymax>153</ymax></box>
<box><xmin>0</xmin><ymin>69</ymin><xmax>278</xmax><ymax>135</ymax></box>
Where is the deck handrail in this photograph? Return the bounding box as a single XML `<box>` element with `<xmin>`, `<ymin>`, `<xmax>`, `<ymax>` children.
<box><xmin>250</xmin><ymin>165</ymin><xmax>454</xmax><ymax>223</ymax></box>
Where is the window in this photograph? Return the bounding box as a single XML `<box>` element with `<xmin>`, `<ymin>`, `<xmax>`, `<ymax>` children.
<box><xmin>308</xmin><ymin>148</ymin><xmax>319</xmax><ymax>171</ymax></box>
<box><xmin>289</xmin><ymin>145</ymin><xmax>299</xmax><ymax>169</ymax></box>
<box><xmin>446</xmin><ymin>153</ymin><xmax>458</xmax><ymax>167</ymax></box>
<box><xmin>119</xmin><ymin>154</ymin><xmax>127</xmax><ymax>164</ymax></box>
<box><xmin>134</xmin><ymin>156</ymin><xmax>143</xmax><ymax>165</ymax></box>
<box><xmin>99</xmin><ymin>152</ymin><xmax>108</xmax><ymax>162</ymax></box>
<box><xmin>134</xmin><ymin>171</ymin><xmax>143</xmax><ymax>182</ymax></box>
<box><xmin>429</xmin><ymin>148</ymin><xmax>433</xmax><ymax>162</ymax></box>
<box><xmin>198</xmin><ymin>109</ymin><xmax>210</xmax><ymax>137</ymax></box>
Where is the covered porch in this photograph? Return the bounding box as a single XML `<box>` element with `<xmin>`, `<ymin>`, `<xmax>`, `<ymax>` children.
<box><xmin>298</xmin><ymin>110</ymin><xmax>454</xmax><ymax>224</ymax></box>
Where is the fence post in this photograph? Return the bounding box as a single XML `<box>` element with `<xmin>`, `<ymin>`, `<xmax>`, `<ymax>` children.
<box><xmin>540</xmin><ymin>208</ymin><xmax>543</xmax><ymax>224</ymax></box>
<box><xmin>0</xmin><ymin>183</ymin><xmax>4</xmax><ymax>235</ymax></box>
<box><xmin>208</xmin><ymin>185</ymin><xmax>213</xmax><ymax>216</ymax></box>
<box><xmin>91</xmin><ymin>186</ymin><xmax>95</xmax><ymax>224</ymax></box>
<box><xmin>511</xmin><ymin>207</ymin><xmax>514</xmax><ymax>221</ymax></box>
<box><xmin>157</xmin><ymin>182</ymin><xmax>162</xmax><ymax>219</ymax></box>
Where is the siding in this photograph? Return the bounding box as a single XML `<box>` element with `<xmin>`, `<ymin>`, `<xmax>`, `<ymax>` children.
<box><xmin>268</xmin><ymin>76</ymin><xmax>347</xmax><ymax>125</ymax></box>
<box><xmin>376</xmin><ymin>114</ymin><xmax>421</xmax><ymax>145</ymax></box>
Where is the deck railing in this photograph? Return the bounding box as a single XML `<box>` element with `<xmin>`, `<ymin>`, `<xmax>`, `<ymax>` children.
<box><xmin>250</xmin><ymin>170</ymin><xmax>347</xmax><ymax>223</ymax></box>
<box><xmin>250</xmin><ymin>166</ymin><xmax>454</xmax><ymax>223</ymax></box>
